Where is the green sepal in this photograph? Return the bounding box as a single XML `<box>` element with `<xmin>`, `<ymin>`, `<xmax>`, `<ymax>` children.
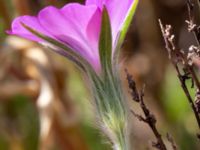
<box><xmin>98</xmin><ymin>6</ymin><xmax>126</xmax><ymax>114</ymax></box>
<box><xmin>99</xmin><ymin>6</ymin><xmax>112</xmax><ymax>74</ymax></box>
<box><xmin>113</xmin><ymin>0</ymin><xmax>139</xmax><ymax>66</ymax></box>
<box><xmin>118</xmin><ymin>0</ymin><xmax>139</xmax><ymax>46</ymax></box>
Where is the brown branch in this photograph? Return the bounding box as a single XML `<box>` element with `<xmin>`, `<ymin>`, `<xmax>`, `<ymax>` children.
<box><xmin>159</xmin><ymin>19</ymin><xmax>200</xmax><ymax>136</ymax></box>
<box><xmin>187</xmin><ymin>0</ymin><xmax>200</xmax><ymax>45</ymax></box>
<box><xmin>186</xmin><ymin>0</ymin><xmax>200</xmax><ymax>91</ymax></box>
<box><xmin>175</xmin><ymin>65</ymin><xmax>200</xmax><ymax>129</ymax></box>
<box><xmin>130</xmin><ymin>110</ymin><xmax>146</xmax><ymax>122</ymax></box>
<box><xmin>166</xmin><ymin>133</ymin><xmax>177</xmax><ymax>150</ymax></box>
<box><xmin>126</xmin><ymin>69</ymin><xmax>167</xmax><ymax>150</ymax></box>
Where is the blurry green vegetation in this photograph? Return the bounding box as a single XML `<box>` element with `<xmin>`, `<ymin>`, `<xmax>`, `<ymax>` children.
<box><xmin>1</xmin><ymin>0</ymin><xmax>200</xmax><ymax>149</ymax></box>
<box><xmin>161</xmin><ymin>66</ymin><xmax>199</xmax><ymax>150</ymax></box>
<box><xmin>0</xmin><ymin>63</ymin><xmax>111</xmax><ymax>150</ymax></box>
<box><xmin>0</xmin><ymin>0</ymin><xmax>112</xmax><ymax>148</ymax></box>
<box><xmin>80</xmin><ymin>124</ymin><xmax>111</xmax><ymax>150</ymax></box>
<box><xmin>0</xmin><ymin>18</ymin><xmax>4</xmax><ymax>40</ymax></box>
<box><xmin>0</xmin><ymin>95</ymin><xmax>39</xmax><ymax>150</ymax></box>
<box><xmin>162</xmin><ymin>66</ymin><xmax>194</xmax><ymax>123</ymax></box>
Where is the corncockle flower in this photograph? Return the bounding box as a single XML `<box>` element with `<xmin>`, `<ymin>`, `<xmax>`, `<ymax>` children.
<box><xmin>9</xmin><ymin>0</ymin><xmax>138</xmax><ymax>73</ymax></box>
<box><xmin>8</xmin><ymin>0</ymin><xmax>138</xmax><ymax>150</ymax></box>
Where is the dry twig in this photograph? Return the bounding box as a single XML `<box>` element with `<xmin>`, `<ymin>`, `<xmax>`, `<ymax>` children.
<box><xmin>166</xmin><ymin>133</ymin><xmax>177</xmax><ymax>150</ymax></box>
<box><xmin>159</xmin><ymin>0</ymin><xmax>200</xmax><ymax>138</ymax></box>
<box><xmin>159</xmin><ymin>19</ymin><xmax>200</xmax><ymax>134</ymax></box>
<box><xmin>126</xmin><ymin>69</ymin><xmax>169</xmax><ymax>150</ymax></box>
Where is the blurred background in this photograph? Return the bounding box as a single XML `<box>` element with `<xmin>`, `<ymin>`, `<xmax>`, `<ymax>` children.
<box><xmin>0</xmin><ymin>0</ymin><xmax>200</xmax><ymax>149</ymax></box>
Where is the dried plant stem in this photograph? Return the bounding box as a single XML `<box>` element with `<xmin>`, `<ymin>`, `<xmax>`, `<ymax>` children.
<box><xmin>174</xmin><ymin>64</ymin><xmax>200</xmax><ymax>128</ymax></box>
<box><xmin>159</xmin><ymin>20</ymin><xmax>200</xmax><ymax>131</ymax></box>
<box><xmin>126</xmin><ymin>70</ymin><xmax>167</xmax><ymax>150</ymax></box>
<box><xmin>186</xmin><ymin>0</ymin><xmax>200</xmax><ymax>90</ymax></box>
<box><xmin>167</xmin><ymin>133</ymin><xmax>177</xmax><ymax>150</ymax></box>
<box><xmin>188</xmin><ymin>67</ymin><xmax>200</xmax><ymax>89</ymax></box>
<box><xmin>139</xmin><ymin>93</ymin><xmax>167</xmax><ymax>150</ymax></box>
<box><xmin>187</xmin><ymin>0</ymin><xmax>200</xmax><ymax>45</ymax></box>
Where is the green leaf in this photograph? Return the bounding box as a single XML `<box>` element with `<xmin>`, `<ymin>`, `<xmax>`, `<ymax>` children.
<box><xmin>99</xmin><ymin>6</ymin><xmax>112</xmax><ymax>73</ymax></box>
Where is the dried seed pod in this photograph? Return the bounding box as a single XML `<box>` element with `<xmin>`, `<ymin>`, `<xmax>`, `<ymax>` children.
<box><xmin>187</xmin><ymin>45</ymin><xmax>200</xmax><ymax>65</ymax></box>
<box><xmin>195</xmin><ymin>89</ymin><xmax>200</xmax><ymax>113</ymax></box>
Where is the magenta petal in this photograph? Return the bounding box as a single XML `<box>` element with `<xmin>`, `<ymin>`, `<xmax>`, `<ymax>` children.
<box><xmin>60</xmin><ymin>3</ymin><xmax>100</xmax><ymax>56</ymax></box>
<box><xmin>85</xmin><ymin>0</ymin><xmax>106</xmax><ymax>9</ymax></box>
<box><xmin>86</xmin><ymin>0</ymin><xmax>134</xmax><ymax>41</ymax></box>
<box><xmin>86</xmin><ymin>8</ymin><xmax>102</xmax><ymax>56</ymax></box>
<box><xmin>9</xmin><ymin>0</ymin><xmax>135</xmax><ymax>72</ymax></box>
<box><xmin>9</xmin><ymin>16</ymin><xmax>53</xmax><ymax>42</ymax></box>
<box><xmin>105</xmin><ymin>0</ymin><xmax>134</xmax><ymax>37</ymax></box>
<box><xmin>37</xmin><ymin>4</ymin><xmax>100</xmax><ymax>70</ymax></box>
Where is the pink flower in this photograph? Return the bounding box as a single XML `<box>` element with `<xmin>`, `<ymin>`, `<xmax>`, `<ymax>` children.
<box><xmin>8</xmin><ymin>0</ymin><xmax>138</xmax><ymax>71</ymax></box>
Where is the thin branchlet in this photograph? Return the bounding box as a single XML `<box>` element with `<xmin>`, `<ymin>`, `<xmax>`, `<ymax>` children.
<box><xmin>125</xmin><ymin>69</ymin><xmax>140</xmax><ymax>102</ymax></box>
<box><xmin>195</xmin><ymin>89</ymin><xmax>200</xmax><ymax>113</ymax></box>
<box><xmin>125</xmin><ymin>69</ymin><xmax>168</xmax><ymax>150</ymax></box>
<box><xmin>186</xmin><ymin>0</ymin><xmax>200</xmax><ymax>90</ymax></box>
<box><xmin>159</xmin><ymin>15</ymin><xmax>200</xmax><ymax>139</ymax></box>
<box><xmin>187</xmin><ymin>0</ymin><xmax>200</xmax><ymax>45</ymax></box>
<box><xmin>166</xmin><ymin>133</ymin><xmax>177</xmax><ymax>150</ymax></box>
